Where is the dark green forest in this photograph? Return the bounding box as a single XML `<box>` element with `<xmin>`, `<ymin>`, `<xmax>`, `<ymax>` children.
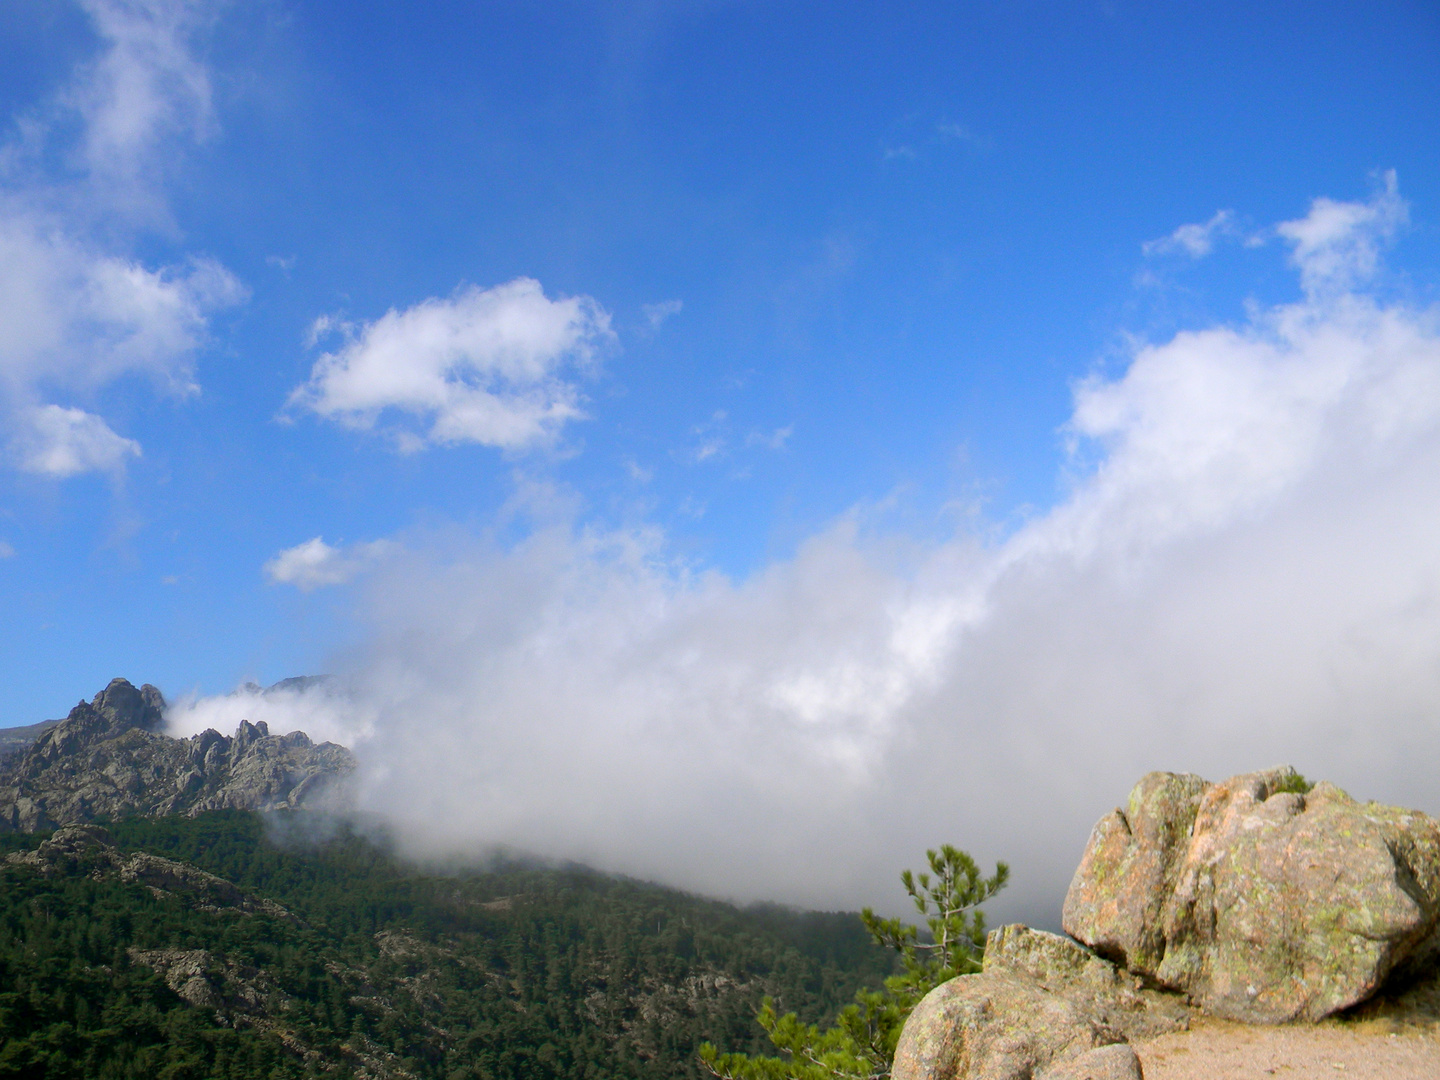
<box><xmin>0</xmin><ymin>812</ymin><xmax>897</xmax><ymax>1080</ymax></box>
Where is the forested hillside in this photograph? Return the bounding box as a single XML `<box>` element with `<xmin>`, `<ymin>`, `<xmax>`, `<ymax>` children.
<box><xmin>0</xmin><ymin>811</ymin><xmax>896</xmax><ymax>1080</ymax></box>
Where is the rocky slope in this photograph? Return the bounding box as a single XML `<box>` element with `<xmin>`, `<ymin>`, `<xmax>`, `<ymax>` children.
<box><xmin>0</xmin><ymin>717</ymin><xmax>60</xmax><ymax>761</ymax></box>
<box><xmin>0</xmin><ymin>677</ymin><xmax>355</xmax><ymax>832</ymax></box>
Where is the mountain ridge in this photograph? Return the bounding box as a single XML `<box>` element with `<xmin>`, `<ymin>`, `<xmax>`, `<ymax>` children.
<box><xmin>0</xmin><ymin>677</ymin><xmax>355</xmax><ymax>833</ymax></box>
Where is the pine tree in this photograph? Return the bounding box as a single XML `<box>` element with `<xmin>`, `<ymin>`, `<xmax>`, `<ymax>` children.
<box><xmin>698</xmin><ymin>845</ymin><xmax>1008</xmax><ymax>1080</ymax></box>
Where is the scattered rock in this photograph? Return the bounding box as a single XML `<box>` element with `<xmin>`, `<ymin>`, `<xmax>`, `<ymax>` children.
<box><xmin>1064</xmin><ymin>766</ymin><xmax>1440</xmax><ymax>1022</ymax></box>
<box><xmin>891</xmin><ymin>925</ymin><xmax>1186</xmax><ymax>1080</ymax></box>
<box><xmin>0</xmin><ymin>678</ymin><xmax>355</xmax><ymax>832</ymax></box>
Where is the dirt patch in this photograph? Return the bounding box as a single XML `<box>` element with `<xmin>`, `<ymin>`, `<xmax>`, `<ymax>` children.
<box><xmin>1136</xmin><ymin>1017</ymin><xmax>1438</xmax><ymax>1078</ymax></box>
<box><xmin>1135</xmin><ymin>973</ymin><xmax>1440</xmax><ymax>1080</ymax></box>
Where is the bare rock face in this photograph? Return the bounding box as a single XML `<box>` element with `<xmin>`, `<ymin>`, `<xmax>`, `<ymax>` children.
<box><xmin>0</xmin><ymin>718</ymin><xmax>61</xmax><ymax>762</ymax></box>
<box><xmin>1063</xmin><ymin>766</ymin><xmax>1440</xmax><ymax>1022</ymax></box>
<box><xmin>891</xmin><ymin>925</ymin><xmax>1186</xmax><ymax>1080</ymax></box>
<box><xmin>0</xmin><ymin>678</ymin><xmax>355</xmax><ymax>832</ymax></box>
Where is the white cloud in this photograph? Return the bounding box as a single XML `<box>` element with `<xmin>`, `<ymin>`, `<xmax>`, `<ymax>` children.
<box><xmin>166</xmin><ymin>677</ymin><xmax>377</xmax><ymax>749</ymax></box>
<box><xmin>0</xmin><ymin>213</ymin><xmax>244</xmax><ymax>393</ymax></box>
<box><xmin>0</xmin><ymin>540</ymin><xmax>14</xmax><ymax>559</ymax></box>
<box><xmin>641</xmin><ymin>299</ymin><xmax>682</xmax><ymax>330</ymax></box>
<box><xmin>284</xmin><ymin>178</ymin><xmax>1440</xmax><ymax>925</ymax></box>
<box><xmin>264</xmin><ymin>536</ymin><xmax>399</xmax><ymax>592</ymax></box>
<box><xmin>0</xmin><ymin>0</ymin><xmax>242</xmax><ymax>477</ymax></box>
<box><xmin>1143</xmin><ymin>209</ymin><xmax>1236</xmax><ymax>258</ymax></box>
<box><xmin>288</xmin><ymin>279</ymin><xmax>613</xmax><ymax>452</ymax></box>
<box><xmin>15</xmin><ymin>404</ymin><xmax>141</xmax><ymax>476</ymax></box>
<box><xmin>1277</xmin><ymin>170</ymin><xmax>1406</xmax><ymax>294</ymax></box>
<box><xmin>67</xmin><ymin>0</ymin><xmax>218</xmax><ymax>190</ymax></box>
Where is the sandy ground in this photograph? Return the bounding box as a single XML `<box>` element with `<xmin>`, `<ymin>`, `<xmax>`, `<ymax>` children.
<box><xmin>1133</xmin><ymin>976</ymin><xmax>1440</xmax><ymax>1079</ymax></box>
<box><xmin>1135</xmin><ymin>1017</ymin><xmax>1440</xmax><ymax>1078</ymax></box>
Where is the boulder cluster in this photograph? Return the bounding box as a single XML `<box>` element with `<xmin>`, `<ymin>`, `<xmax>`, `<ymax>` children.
<box><xmin>894</xmin><ymin>766</ymin><xmax>1440</xmax><ymax>1080</ymax></box>
<box><xmin>0</xmin><ymin>677</ymin><xmax>355</xmax><ymax>831</ymax></box>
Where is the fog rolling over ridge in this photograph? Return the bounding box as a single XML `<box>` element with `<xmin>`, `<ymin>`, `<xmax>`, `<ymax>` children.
<box><xmin>169</xmin><ymin>181</ymin><xmax>1440</xmax><ymax>928</ymax></box>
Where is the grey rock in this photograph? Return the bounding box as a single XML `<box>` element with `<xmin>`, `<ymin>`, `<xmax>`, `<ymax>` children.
<box><xmin>891</xmin><ymin>926</ymin><xmax>1184</xmax><ymax>1080</ymax></box>
<box><xmin>128</xmin><ymin>947</ymin><xmax>275</xmax><ymax>1018</ymax></box>
<box><xmin>0</xmin><ymin>718</ymin><xmax>61</xmax><ymax>762</ymax></box>
<box><xmin>0</xmin><ymin>678</ymin><xmax>355</xmax><ymax>832</ymax></box>
<box><xmin>1063</xmin><ymin>766</ymin><xmax>1440</xmax><ymax>1022</ymax></box>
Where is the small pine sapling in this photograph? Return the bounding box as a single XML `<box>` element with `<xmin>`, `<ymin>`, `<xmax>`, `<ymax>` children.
<box><xmin>699</xmin><ymin>845</ymin><xmax>1009</xmax><ymax>1080</ymax></box>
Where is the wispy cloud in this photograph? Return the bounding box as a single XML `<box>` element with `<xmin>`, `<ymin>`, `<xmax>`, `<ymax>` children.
<box><xmin>684</xmin><ymin>410</ymin><xmax>728</xmax><ymax>463</ymax></box>
<box><xmin>66</xmin><ymin>0</ymin><xmax>219</xmax><ymax>196</ymax></box>
<box><xmin>746</xmin><ymin>425</ymin><xmax>793</xmax><ymax>451</ymax></box>
<box><xmin>288</xmin><ymin>279</ymin><xmax>613</xmax><ymax>453</ymax></box>
<box><xmin>935</xmin><ymin>120</ymin><xmax>983</xmax><ymax>150</ymax></box>
<box><xmin>14</xmin><ymin>404</ymin><xmax>141</xmax><ymax>477</ymax></box>
<box><xmin>1276</xmin><ymin>170</ymin><xmax>1406</xmax><ymax>294</ymax></box>
<box><xmin>0</xmin><ymin>0</ymin><xmax>243</xmax><ymax>477</ymax></box>
<box><xmin>641</xmin><ymin>298</ymin><xmax>683</xmax><ymax>330</ymax></box>
<box><xmin>0</xmin><ymin>225</ymin><xmax>244</xmax><ymax>394</ymax></box>
<box><xmin>264</xmin><ymin>536</ymin><xmax>399</xmax><ymax>592</ymax></box>
<box><xmin>1143</xmin><ymin>209</ymin><xmax>1237</xmax><ymax>258</ymax></box>
<box><xmin>884</xmin><ymin>119</ymin><xmax>985</xmax><ymax>163</ymax></box>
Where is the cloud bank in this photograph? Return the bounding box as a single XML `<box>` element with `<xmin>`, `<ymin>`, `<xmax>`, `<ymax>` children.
<box><xmin>167</xmin><ymin>676</ymin><xmax>377</xmax><ymax>752</ymax></box>
<box><xmin>224</xmin><ymin>180</ymin><xmax>1440</xmax><ymax>925</ymax></box>
<box><xmin>289</xmin><ymin>280</ymin><xmax>613</xmax><ymax>452</ymax></box>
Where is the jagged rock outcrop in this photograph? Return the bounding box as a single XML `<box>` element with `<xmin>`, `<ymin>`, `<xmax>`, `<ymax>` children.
<box><xmin>1063</xmin><ymin>766</ymin><xmax>1440</xmax><ymax>1023</ymax></box>
<box><xmin>0</xmin><ymin>677</ymin><xmax>355</xmax><ymax>832</ymax></box>
<box><xmin>128</xmin><ymin>947</ymin><xmax>279</xmax><ymax>1017</ymax></box>
<box><xmin>5</xmin><ymin>822</ymin><xmax>295</xmax><ymax>919</ymax></box>
<box><xmin>891</xmin><ymin>925</ymin><xmax>1186</xmax><ymax>1080</ymax></box>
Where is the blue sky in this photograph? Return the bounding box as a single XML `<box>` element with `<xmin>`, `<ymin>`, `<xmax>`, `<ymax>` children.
<box><xmin>3</xmin><ymin>1</ymin><xmax>1440</xmax><ymax>912</ymax></box>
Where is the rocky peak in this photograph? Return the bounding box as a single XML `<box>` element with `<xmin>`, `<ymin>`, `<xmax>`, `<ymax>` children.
<box><xmin>93</xmin><ymin>678</ymin><xmax>167</xmax><ymax>734</ymax></box>
<box><xmin>0</xmin><ymin>677</ymin><xmax>356</xmax><ymax>833</ymax></box>
<box><xmin>235</xmin><ymin>718</ymin><xmax>270</xmax><ymax>749</ymax></box>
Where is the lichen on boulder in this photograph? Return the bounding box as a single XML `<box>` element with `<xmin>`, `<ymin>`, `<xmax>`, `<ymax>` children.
<box><xmin>1063</xmin><ymin>766</ymin><xmax>1440</xmax><ymax>1022</ymax></box>
<box><xmin>890</xmin><ymin>925</ymin><xmax>1185</xmax><ymax>1080</ymax></box>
